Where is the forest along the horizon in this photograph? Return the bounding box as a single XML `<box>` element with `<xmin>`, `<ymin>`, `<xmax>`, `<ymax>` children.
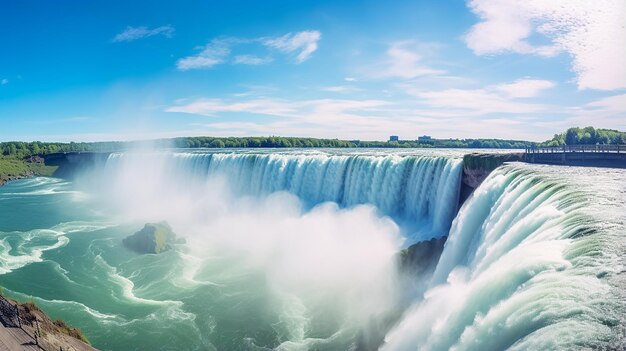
<box><xmin>0</xmin><ymin>149</ymin><xmax>624</xmax><ymax>350</ymax></box>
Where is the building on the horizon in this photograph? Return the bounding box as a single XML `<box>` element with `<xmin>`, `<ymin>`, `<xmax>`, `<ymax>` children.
<box><xmin>389</xmin><ymin>135</ymin><xmax>399</xmax><ymax>142</ymax></box>
<box><xmin>418</xmin><ymin>135</ymin><xmax>432</xmax><ymax>142</ymax></box>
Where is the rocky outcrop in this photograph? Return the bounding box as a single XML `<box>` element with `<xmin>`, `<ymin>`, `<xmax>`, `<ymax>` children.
<box><xmin>42</xmin><ymin>152</ymin><xmax>110</xmax><ymax>179</ymax></box>
<box><xmin>25</xmin><ymin>155</ymin><xmax>45</xmax><ymax>165</ymax></box>
<box><xmin>0</xmin><ymin>171</ymin><xmax>35</xmax><ymax>186</ymax></box>
<box><xmin>398</xmin><ymin>236</ymin><xmax>447</xmax><ymax>276</ymax></box>
<box><xmin>123</xmin><ymin>222</ymin><xmax>183</xmax><ymax>254</ymax></box>
<box><xmin>459</xmin><ymin>153</ymin><xmax>524</xmax><ymax>206</ymax></box>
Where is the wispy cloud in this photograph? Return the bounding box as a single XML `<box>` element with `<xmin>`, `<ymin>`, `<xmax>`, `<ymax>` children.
<box><xmin>585</xmin><ymin>93</ymin><xmax>626</xmax><ymax>113</ymax></box>
<box><xmin>404</xmin><ymin>78</ymin><xmax>555</xmax><ymax>114</ymax></box>
<box><xmin>166</xmin><ymin>95</ymin><xmax>558</xmax><ymax>141</ymax></box>
<box><xmin>233</xmin><ymin>55</ymin><xmax>273</xmax><ymax>65</ymax></box>
<box><xmin>167</xmin><ymin>98</ymin><xmax>300</xmax><ymax>116</ymax></box>
<box><xmin>177</xmin><ymin>30</ymin><xmax>321</xmax><ymax>70</ymax></box>
<box><xmin>366</xmin><ymin>42</ymin><xmax>445</xmax><ymax>80</ymax></box>
<box><xmin>493</xmin><ymin>79</ymin><xmax>556</xmax><ymax>98</ymax></box>
<box><xmin>573</xmin><ymin>93</ymin><xmax>626</xmax><ymax>127</ymax></box>
<box><xmin>465</xmin><ymin>0</ymin><xmax>626</xmax><ymax>90</ymax></box>
<box><xmin>263</xmin><ymin>30</ymin><xmax>321</xmax><ymax>63</ymax></box>
<box><xmin>321</xmin><ymin>85</ymin><xmax>362</xmax><ymax>93</ymax></box>
<box><xmin>168</xmin><ymin>97</ymin><xmax>402</xmax><ymax>139</ymax></box>
<box><xmin>177</xmin><ymin>39</ymin><xmax>232</xmax><ymax>70</ymax></box>
<box><xmin>411</xmin><ymin>88</ymin><xmax>547</xmax><ymax>114</ymax></box>
<box><xmin>112</xmin><ymin>25</ymin><xmax>175</xmax><ymax>42</ymax></box>
<box><xmin>1</xmin><ymin>78</ymin><xmax>8</xmax><ymax>85</ymax></box>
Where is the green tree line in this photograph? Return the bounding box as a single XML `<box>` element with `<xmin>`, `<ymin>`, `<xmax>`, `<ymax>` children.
<box><xmin>541</xmin><ymin>127</ymin><xmax>626</xmax><ymax>147</ymax></box>
<box><xmin>0</xmin><ymin>141</ymin><xmax>125</xmax><ymax>158</ymax></box>
<box><xmin>1</xmin><ymin>136</ymin><xmax>535</xmax><ymax>157</ymax></box>
<box><xmin>171</xmin><ymin>136</ymin><xmax>532</xmax><ymax>149</ymax></box>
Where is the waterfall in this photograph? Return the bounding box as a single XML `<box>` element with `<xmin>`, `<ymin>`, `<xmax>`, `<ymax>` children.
<box><xmin>104</xmin><ymin>151</ymin><xmax>463</xmax><ymax>241</ymax></box>
<box><xmin>382</xmin><ymin>164</ymin><xmax>624</xmax><ymax>350</ymax></box>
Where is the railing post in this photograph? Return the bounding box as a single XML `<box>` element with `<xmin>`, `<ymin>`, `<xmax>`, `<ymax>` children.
<box><xmin>15</xmin><ymin>303</ymin><xmax>21</xmax><ymax>328</ymax></box>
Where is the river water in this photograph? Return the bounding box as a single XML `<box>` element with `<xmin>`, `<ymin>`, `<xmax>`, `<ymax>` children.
<box><xmin>0</xmin><ymin>149</ymin><xmax>624</xmax><ymax>350</ymax></box>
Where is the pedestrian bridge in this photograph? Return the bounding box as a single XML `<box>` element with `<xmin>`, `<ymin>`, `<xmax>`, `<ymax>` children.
<box><xmin>524</xmin><ymin>144</ymin><xmax>626</xmax><ymax>168</ymax></box>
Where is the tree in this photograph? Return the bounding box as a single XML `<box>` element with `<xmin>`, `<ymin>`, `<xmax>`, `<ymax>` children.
<box><xmin>210</xmin><ymin>139</ymin><xmax>225</xmax><ymax>148</ymax></box>
<box><xmin>31</xmin><ymin>143</ymin><xmax>41</xmax><ymax>155</ymax></box>
<box><xmin>565</xmin><ymin>128</ymin><xmax>580</xmax><ymax>145</ymax></box>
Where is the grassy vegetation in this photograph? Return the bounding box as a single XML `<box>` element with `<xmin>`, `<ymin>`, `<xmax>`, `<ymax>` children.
<box><xmin>53</xmin><ymin>318</ymin><xmax>90</xmax><ymax>345</ymax></box>
<box><xmin>20</xmin><ymin>300</ymin><xmax>91</xmax><ymax>345</ymax></box>
<box><xmin>0</xmin><ymin>156</ymin><xmax>58</xmax><ymax>184</ymax></box>
<box><xmin>463</xmin><ymin>153</ymin><xmax>525</xmax><ymax>171</ymax></box>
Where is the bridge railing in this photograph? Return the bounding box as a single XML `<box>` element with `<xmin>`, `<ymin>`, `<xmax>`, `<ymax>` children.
<box><xmin>0</xmin><ymin>295</ymin><xmax>20</xmax><ymax>328</ymax></box>
<box><xmin>526</xmin><ymin>144</ymin><xmax>622</xmax><ymax>154</ymax></box>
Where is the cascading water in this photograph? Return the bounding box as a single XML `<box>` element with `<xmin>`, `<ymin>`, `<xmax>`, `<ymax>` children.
<box><xmin>383</xmin><ymin>164</ymin><xmax>625</xmax><ymax>350</ymax></box>
<box><xmin>104</xmin><ymin>150</ymin><xmax>463</xmax><ymax>241</ymax></box>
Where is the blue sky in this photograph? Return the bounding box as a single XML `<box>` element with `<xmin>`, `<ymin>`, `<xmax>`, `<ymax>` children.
<box><xmin>1</xmin><ymin>0</ymin><xmax>624</xmax><ymax>142</ymax></box>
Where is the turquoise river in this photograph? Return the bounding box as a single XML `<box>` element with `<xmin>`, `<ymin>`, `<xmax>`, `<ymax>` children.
<box><xmin>0</xmin><ymin>149</ymin><xmax>624</xmax><ymax>350</ymax></box>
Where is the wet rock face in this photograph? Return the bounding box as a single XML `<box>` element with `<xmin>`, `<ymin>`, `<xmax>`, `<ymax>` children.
<box><xmin>398</xmin><ymin>236</ymin><xmax>447</xmax><ymax>276</ymax></box>
<box><xmin>462</xmin><ymin>167</ymin><xmax>490</xmax><ymax>189</ymax></box>
<box><xmin>459</xmin><ymin>153</ymin><xmax>525</xmax><ymax>207</ymax></box>
<box><xmin>123</xmin><ymin>221</ymin><xmax>183</xmax><ymax>254</ymax></box>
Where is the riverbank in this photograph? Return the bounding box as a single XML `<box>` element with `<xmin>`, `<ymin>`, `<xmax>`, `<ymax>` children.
<box><xmin>0</xmin><ymin>156</ymin><xmax>58</xmax><ymax>186</ymax></box>
<box><xmin>0</xmin><ymin>152</ymin><xmax>109</xmax><ymax>186</ymax></box>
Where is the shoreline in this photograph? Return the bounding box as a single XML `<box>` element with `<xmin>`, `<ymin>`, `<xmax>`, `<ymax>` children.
<box><xmin>0</xmin><ymin>156</ymin><xmax>58</xmax><ymax>187</ymax></box>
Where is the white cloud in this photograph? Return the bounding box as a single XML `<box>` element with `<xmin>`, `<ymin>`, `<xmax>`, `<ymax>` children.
<box><xmin>166</xmin><ymin>95</ymin><xmax>558</xmax><ymax>141</ymax></box>
<box><xmin>562</xmin><ymin>93</ymin><xmax>626</xmax><ymax>130</ymax></box>
<box><xmin>263</xmin><ymin>30</ymin><xmax>321</xmax><ymax>63</ymax></box>
<box><xmin>465</xmin><ymin>0</ymin><xmax>626</xmax><ymax>90</ymax></box>
<box><xmin>412</xmin><ymin>88</ymin><xmax>546</xmax><ymax>114</ymax></box>
<box><xmin>176</xmin><ymin>39</ymin><xmax>231</xmax><ymax>70</ymax></box>
<box><xmin>321</xmin><ymin>85</ymin><xmax>362</xmax><ymax>93</ymax></box>
<box><xmin>585</xmin><ymin>93</ymin><xmax>626</xmax><ymax>112</ymax></box>
<box><xmin>177</xmin><ymin>30</ymin><xmax>321</xmax><ymax>70</ymax></box>
<box><xmin>405</xmin><ymin>78</ymin><xmax>555</xmax><ymax>114</ymax></box>
<box><xmin>164</xmin><ymin>77</ymin><xmax>613</xmax><ymax>142</ymax></box>
<box><xmin>1</xmin><ymin>78</ymin><xmax>8</xmax><ymax>85</ymax></box>
<box><xmin>233</xmin><ymin>55</ymin><xmax>273</xmax><ymax>65</ymax></box>
<box><xmin>368</xmin><ymin>42</ymin><xmax>445</xmax><ymax>79</ymax></box>
<box><xmin>168</xmin><ymin>97</ymin><xmax>417</xmax><ymax>139</ymax></box>
<box><xmin>493</xmin><ymin>79</ymin><xmax>556</xmax><ymax>98</ymax></box>
<box><xmin>112</xmin><ymin>25</ymin><xmax>174</xmax><ymax>42</ymax></box>
<box><xmin>167</xmin><ymin>98</ymin><xmax>299</xmax><ymax>116</ymax></box>
<box><xmin>166</xmin><ymin>98</ymin><xmax>386</xmax><ymax>120</ymax></box>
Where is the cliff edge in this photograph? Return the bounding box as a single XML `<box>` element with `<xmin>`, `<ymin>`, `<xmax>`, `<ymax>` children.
<box><xmin>0</xmin><ymin>294</ymin><xmax>96</xmax><ymax>351</ymax></box>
